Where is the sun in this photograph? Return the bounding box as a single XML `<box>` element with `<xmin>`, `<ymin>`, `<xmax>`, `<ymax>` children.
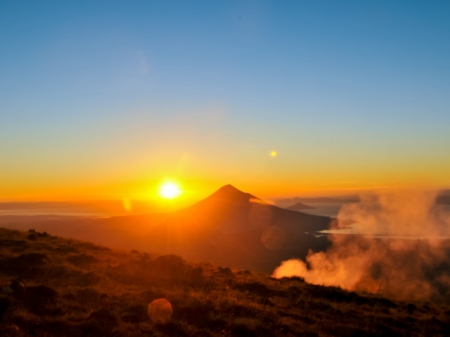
<box><xmin>159</xmin><ymin>182</ymin><xmax>182</xmax><ymax>199</ymax></box>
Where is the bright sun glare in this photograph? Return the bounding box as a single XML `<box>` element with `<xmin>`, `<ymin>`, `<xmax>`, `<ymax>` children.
<box><xmin>159</xmin><ymin>182</ymin><xmax>182</xmax><ymax>199</ymax></box>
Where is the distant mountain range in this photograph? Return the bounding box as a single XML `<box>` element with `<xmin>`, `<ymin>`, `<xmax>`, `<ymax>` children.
<box><xmin>4</xmin><ymin>186</ymin><xmax>450</xmax><ymax>272</ymax></box>
<box><xmin>275</xmin><ymin>196</ymin><xmax>360</xmax><ymax>207</ymax></box>
<box><xmin>0</xmin><ymin>185</ymin><xmax>333</xmax><ymax>272</ymax></box>
<box><xmin>276</xmin><ymin>192</ymin><xmax>450</xmax><ymax>207</ymax></box>
<box><xmin>286</xmin><ymin>202</ymin><xmax>315</xmax><ymax>211</ymax></box>
<box><xmin>0</xmin><ymin>200</ymin><xmax>155</xmax><ymax>216</ymax></box>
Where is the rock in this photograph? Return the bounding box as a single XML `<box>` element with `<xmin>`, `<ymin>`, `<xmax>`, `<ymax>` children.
<box><xmin>143</xmin><ymin>255</ymin><xmax>192</xmax><ymax>283</ymax></box>
<box><xmin>36</xmin><ymin>231</ymin><xmax>49</xmax><ymax>238</ymax></box>
<box><xmin>27</xmin><ymin>233</ymin><xmax>37</xmax><ymax>240</ymax></box>
<box><xmin>27</xmin><ymin>229</ymin><xmax>49</xmax><ymax>239</ymax></box>
<box><xmin>216</xmin><ymin>267</ymin><xmax>235</xmax><ymax>278</ymax></box>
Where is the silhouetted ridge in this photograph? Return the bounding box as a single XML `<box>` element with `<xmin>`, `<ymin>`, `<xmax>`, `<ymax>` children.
<box><xmin>2</xmin><ymin>185</ymin><xmax>333</xmax><ymax>273</ymax></box>
<box><xmin>207</xmin><ymin>184</ymin><xmax>260</xmax><ymax>203</ymax></box>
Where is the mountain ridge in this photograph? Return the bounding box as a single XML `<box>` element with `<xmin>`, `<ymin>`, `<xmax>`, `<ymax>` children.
<box><xmin>0</xmin><ymin>184</ymin><xmax>333</xmax><ymax>272</ymax></box>
<box><xmin>286</xmin><ymin>202</ymin><xmax>315</xmax><ymax>211</ymax></box>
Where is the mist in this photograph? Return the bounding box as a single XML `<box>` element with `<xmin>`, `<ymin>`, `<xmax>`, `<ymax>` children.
<box><xmin>273</xmin><ymin>190</ymin><xmax>450</xmax><ymax>300</ymax></box>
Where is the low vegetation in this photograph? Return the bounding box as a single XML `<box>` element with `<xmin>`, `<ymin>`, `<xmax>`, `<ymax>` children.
<box><xmin>1</xmin><ymin>227</ymin><xmax>450</xmax><ymax>336</ymax></box>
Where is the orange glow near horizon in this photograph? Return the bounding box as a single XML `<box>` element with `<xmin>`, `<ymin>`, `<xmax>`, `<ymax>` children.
<box><xmin>1</xmin><ymin>177</ymin><xmax>447</xmax><ymax>204</ymax></box>
<box><xmin>1</xmin><ymin>161</ymin><xmax>449</xmax><ymax>204</ymax></box>
<box><xmin>3</xmin><ymin>3</ymin><xmax>450</xmax><ymax>209</ymax></box>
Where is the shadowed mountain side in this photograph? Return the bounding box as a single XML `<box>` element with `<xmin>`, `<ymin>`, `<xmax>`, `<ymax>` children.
<box><xmin>0</xmin><ymin>185</ymin><xmax>333</xmax><ymax>272</ymax></box>
<box><xmin>103</xmin><ymin>185</ymin><xmax>333</xmax><ymax>271</ymax></box>
<box><xmin>173</xmin><ymin>185</ymin><xmax>330</xmax><ymax>233</ymax></box>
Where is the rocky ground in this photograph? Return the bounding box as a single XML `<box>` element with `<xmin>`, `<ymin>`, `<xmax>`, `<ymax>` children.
<box><xmin>1</xmin><ymin>227</ymin><xmax>450</xmax><ymax>336</ymax></box>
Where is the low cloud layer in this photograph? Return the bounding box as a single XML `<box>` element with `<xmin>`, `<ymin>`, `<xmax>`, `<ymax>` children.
<box><xmin>273</xmin><ymin>190</ymin><xmax>450</xmax><ymax>300</ymax></box>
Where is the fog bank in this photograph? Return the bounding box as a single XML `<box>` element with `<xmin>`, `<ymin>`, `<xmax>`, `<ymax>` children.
<box><xmin>273</xmin><ymin>191</ymin><xmax>450</xmax><ymax>300</ymax></box>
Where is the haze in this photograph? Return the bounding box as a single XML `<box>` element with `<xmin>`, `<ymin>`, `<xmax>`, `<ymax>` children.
<box><xmin>1</xmin><ymin>1</ymin><xmax>450</xmax><ymax>205</ymax></box>
<box><xmin>4</xmin><ymin>5</ymin><xmax>450</xmax><ymax>335</ymax></box>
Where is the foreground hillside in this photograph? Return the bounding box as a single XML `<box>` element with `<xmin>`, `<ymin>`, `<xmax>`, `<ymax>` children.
<box><xmin>1</xmin><ymin>228</ymin><xmax>450</xmax><ymax>336</ymax></box>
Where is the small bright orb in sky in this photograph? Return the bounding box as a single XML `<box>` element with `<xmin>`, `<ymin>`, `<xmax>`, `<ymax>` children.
<box><xmin>159</xmin><ymin>182</ymin><xmax>182</xmax><ymax>199</ymax></box>
<box><xmin>270</xmin><ymin>151</ymin><xmax>277</xmax><ymax>157</ymax></box>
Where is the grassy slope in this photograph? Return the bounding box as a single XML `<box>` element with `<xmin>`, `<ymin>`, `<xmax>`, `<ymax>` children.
<box><xmin>0</xmin><ymin>228</ymin><xmax>450</xmax><ymax>337</ymax></box>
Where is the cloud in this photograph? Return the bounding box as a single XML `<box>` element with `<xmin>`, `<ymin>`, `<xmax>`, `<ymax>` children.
<box><xmin>273</xmin><ymin>190</ymin><xmax>450</xmax><ymax>300</ymax></box>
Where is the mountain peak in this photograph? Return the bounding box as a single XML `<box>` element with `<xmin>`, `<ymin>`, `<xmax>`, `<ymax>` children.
<box><xmin>208</xmin><ymin>184</ymin><xmax>258</xmax><ymax>202</ymax></box>
<box><xmin>217</xmin><ymin>184</ymin><xmax>240</xmax><ymax>193</ymax></box>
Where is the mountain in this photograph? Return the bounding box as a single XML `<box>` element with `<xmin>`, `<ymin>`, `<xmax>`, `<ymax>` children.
<box><xmin>0</xmin><ymin>200</ymin><xmax>155</xmax><ymax>216</ymax></box>
<box><xmin>0</xmin><ymin>185</ymin><xmax>333</xmax><ymax>272</ymax></box>
<box><xmin>275</xmin><ymin>196</ymin><xmax>359</xmax><ymax>206</ymax></box>
<box><xmin>286</xmin><ymin>202</ymin><xmax>315</xmax><ymax>211</ymax></box>
<box><xmin>174</xmin><ymin>184</ymin><xmax>328</xmax><ymax>232</ymax></box>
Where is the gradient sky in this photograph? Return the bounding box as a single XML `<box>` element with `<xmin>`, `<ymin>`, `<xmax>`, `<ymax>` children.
<box><xmin>1</xmin><ymin>1</ymin><xmax>450</xmax><ymax>203</ymax></box>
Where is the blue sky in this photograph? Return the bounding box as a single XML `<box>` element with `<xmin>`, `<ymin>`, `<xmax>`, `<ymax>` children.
<box><xmin>1</xmin><ymin>1</ymin><xmax>450</xmax><ymax>200</ymax></box>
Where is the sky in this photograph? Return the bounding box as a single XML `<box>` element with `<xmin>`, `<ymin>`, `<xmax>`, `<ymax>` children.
<box><xmin>1</xmin><ymin>1</ymin><xmax>450</xmax><ymax>204</ymax></box>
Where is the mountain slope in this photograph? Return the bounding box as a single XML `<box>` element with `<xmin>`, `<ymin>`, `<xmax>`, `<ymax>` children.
<box><xmin>0</xmin><ymin>185</ymin><xmax>332</xmax><ymax>272</ymax></box>
<box><xmin>115</xmin><ymin>185</ymin><xmax>332</xmax><ymax>271</ymax></box>
<box><xmin>1</xmin><ymin>228</ymin><xmax>447</xmax><ymax>337</ymax></box>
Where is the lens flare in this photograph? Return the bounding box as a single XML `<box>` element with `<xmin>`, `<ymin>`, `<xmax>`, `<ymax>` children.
<box><xmin>122</xmin><ymin>197</ymin><xmax>132</xmax><ymax>212</ymax></box>
<box><xmin>148</xmin><ymin>298</ymin><xmax>172</xmax><ymax>323</ymax></box>
<box><xmin>261</xmin><ymin>226</ymin><xmax>286</xmax><ymax>250</ymax></box>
